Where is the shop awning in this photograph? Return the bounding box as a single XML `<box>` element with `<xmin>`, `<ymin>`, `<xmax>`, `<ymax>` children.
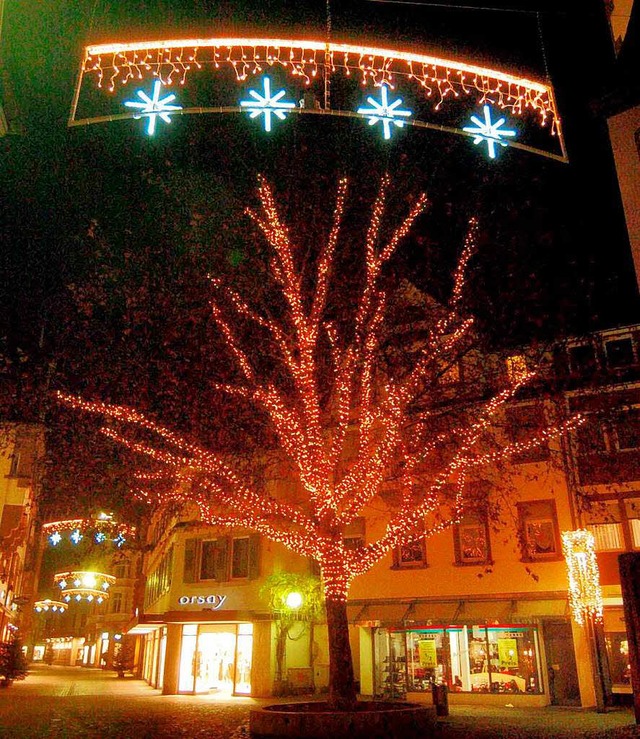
<box><xmin>347</xmin><ymin>595</ymin><xmax>569</xmax><ymax>627</ymax></box>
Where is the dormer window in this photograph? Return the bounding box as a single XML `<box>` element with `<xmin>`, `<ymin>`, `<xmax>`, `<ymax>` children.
<box><xmin>605</xmin><ymin>337</ymin><xmax>635</xmax><ymax>368</ymax></box>
<box><xmin>568</xmin><ymin>344</ymin><xmax>597</xmax><ymax>375</ymax></box>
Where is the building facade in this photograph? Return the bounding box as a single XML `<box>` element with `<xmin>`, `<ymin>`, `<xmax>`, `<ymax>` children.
<box><xmin>124</xmin><ymin>329</ymin><xmax>640</xmax><ymax>709</ymax></box>
<box><xmin>0</xmin><ymin>423</ymin><xmax>43</xmax><ymax>644</ymax></box>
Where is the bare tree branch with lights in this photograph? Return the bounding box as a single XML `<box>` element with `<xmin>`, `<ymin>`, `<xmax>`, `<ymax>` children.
<box><xmin>57</xmin><ymin>175</ymin><xmax>580</xmax><ymax>709</ymax></box>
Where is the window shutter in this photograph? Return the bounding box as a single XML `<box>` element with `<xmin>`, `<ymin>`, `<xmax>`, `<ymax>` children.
<box><xmin>214</xmin><ymin>537</ymin><xmax>229</xmax><ymax>581</ymax></box>
<box><xmin>248</xmin><ymin>535</ymin><xmax>261</xmax><ymax>579</ymax></box>
<box><xmin>183</xmin><ymin>538</ymin><xmax>198</xmax><ymax>583</ymax></box>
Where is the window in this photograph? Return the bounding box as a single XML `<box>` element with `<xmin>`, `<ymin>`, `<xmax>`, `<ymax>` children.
<box><xmin>584</xmin><ymin>502</ymin><xmax>623</xmax><ymax>551</ymax></box>
<box><xmin>231</xmin><ymin>537</ymin><xmax>250</xmax><ymax>579</ymax></box>
<box><xmin>110</xmin><ymin>592</ymin><xmax>123</xmax><ymax>614</ymax></box>
<box><xmin>454</xmin><ymin>515</ymin><xmax>491</xmax><ymax>565</ymax></box>
<box><xmin>393</xmin><ymin>538</ymin><xmax>427</xmax><ymax>568</ymax></box>
<box><xmin>517</xmin><ymin>500</ymin><xmax>561</xmax><ymax>561</ymax></box>
<box><xmin>343</xmin><ymin>517</ymin><xmax>365</xmax><ymax>551</ymax></box>
<box><xmin>506</xmin><ymin>404</ymin><xmax>549</xmax><ymax>463</ymax></box>
<box><xmin>575</xmin><ymin>416</ymin><xmax>607</xmax><ymax>455</ymax></box>
<box><xmin>145</xmin><ymin>546</ymin><xmax>173</xmax><ymax>607</ymax></box>
<box><xmin>568</xmin><ymin>344</ymin><xmax>597</xmax><ymax>376</ymax></box>
<box><xmin>606</xmin><ymin>338</ymin><xmax>635</xmax><ymax>368</ymax></box>
<box><xmin>183</xmin><ymin>535</ymin><xmax>260</xmax><ymax>583</ymax></box>
<box><xmin>625</xmin><ymin>500</ymin><xmax>640</xmax><ymax>548</ymax></box>
<box><xmin>200</xmin><ymin>540</ymin><xmax>219</xmax><ymax>580</ymax></box>
<box><xmin>113</xmin><ymin>562</ymin><xmax>130</xmax><ymax>579</ymax></box>
<box><xmin>401</xmin><ymin>624</ymin><xmax>542</xmax><ymax>694</ymax></box>
<box><xmin>615</xmin><ymin>409</ymin><xmax>640</xmax><ymax>450</ymax></box>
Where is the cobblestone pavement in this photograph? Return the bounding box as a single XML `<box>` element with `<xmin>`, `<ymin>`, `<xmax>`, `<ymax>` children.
<box><xmin>1</xmin><ymin>665</ymin><xmax>640</xmax><ymax>738</ymax></box>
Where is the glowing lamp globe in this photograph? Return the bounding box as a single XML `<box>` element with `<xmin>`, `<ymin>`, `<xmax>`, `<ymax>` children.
<box><xmin>285</xmin><ymin>591</ymin><xmax>303</xmax><ymax>610</ymax></box>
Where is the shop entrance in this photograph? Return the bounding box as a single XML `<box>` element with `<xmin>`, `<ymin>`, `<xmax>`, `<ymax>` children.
<box><xmin>178</xmin><ymin>623</ymin><xmax>253</xmax><ymax>695</ymax></box>
<box><xmin>543</xmin><ymin>621</ymin><xmax>580</xmax><ymax>706</ymax></box>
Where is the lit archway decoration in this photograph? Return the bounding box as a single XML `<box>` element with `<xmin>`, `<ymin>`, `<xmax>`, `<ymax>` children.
<box><xmin>34</xmin><ymin>599</ymin><xmax>68</xmax><ymax>614</ymax></box>
<box><xmin>69</xmin><ymin>36</ymin><xmax>566</xmax><ymax>161</ymax></box>
<box><xmin>53</xmin><ymin>571</ymin><xmax>116</xmax><ymax>605</ymax></box>
<box><xmin>42</xmin><ymin>516</ymin><xmax>135</xmax><ymax>548</ymax></box>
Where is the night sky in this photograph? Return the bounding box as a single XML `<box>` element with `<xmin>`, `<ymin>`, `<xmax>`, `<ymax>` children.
<box><xmin>1</xmin><ymin>1</ymin><xmax>639</xmax><ymax>512</ymax></box>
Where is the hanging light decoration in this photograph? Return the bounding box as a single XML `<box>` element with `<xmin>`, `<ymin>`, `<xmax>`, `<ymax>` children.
<box><xmin>42</xmin><ymin>517</ymin><xmax>136</xmax><ymax>548</ymax></box>
<box><xmin>53</xmin><ymin>571</ymin><xmax>116</xmax><ymax>605</ymax></box>
<box><xmin>562</xmin><ymin>529</ymin><xmax>604</xmax><ymax>626</ymax></box>
<box><xmin>34</xmin><ymin>599</ymin><xmax>68</xmax><ymax>614</ymax></box>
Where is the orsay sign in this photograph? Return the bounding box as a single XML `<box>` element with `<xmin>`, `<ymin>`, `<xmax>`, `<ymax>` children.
<box><xmin>178</xmin><ymin>594</ymin><xmax>227</xmax><ymax>609</ymax></box>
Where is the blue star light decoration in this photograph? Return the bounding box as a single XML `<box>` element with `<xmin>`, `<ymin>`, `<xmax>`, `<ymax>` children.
<box><xmin>49</xmin><ymin>532</ymin><xmax>62</xmax><ymax>546</ymax></box>
<box><xmin>463</xmin><ymin>104</ymin><xmax>516</xmax><ymax>159</ymax></box>
<box><xmin>124</xmin><ymin>80</ymin><xmax>182</xmax><ymax>136</ymax></box>
<box><xmin>113</xmin><ymin>533</ymin><xmax>126</xmax><ymax>548</ymax></box>
<box><xmin>240</xmin><ymin>77</ymin><xmax>295</xmax><ymax>132</ymax></box>
<box><xmin>94</xmin><ymin>531</ymin><xmax>107</xmax><ymax>544</ymax></box>
<box><xmin>70</xmin><ymin>528</ymin><xmax>83</xmax><ymax>545</ymax></box>
<box><xmin>357</xmin><ymin>84</ymin><xmax>412</xmax><ymax>140</ymax></box>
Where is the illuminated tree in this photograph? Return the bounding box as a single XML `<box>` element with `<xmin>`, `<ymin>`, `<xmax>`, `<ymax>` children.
<box><xmin>58</xmin><ymin>176</ymin><xmax>578</xmax><ymax>709</ymax></box>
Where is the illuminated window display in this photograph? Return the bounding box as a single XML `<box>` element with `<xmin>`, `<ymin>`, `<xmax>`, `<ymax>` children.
<box><xmin>178</xmin><ymin>623</ymin><xmax>254</xmax><ymax>695</ymax></box>
<box><xmin>376</xmin><ymin>624</ymin><xmax>543</xmax><ymax>695</ymax></box>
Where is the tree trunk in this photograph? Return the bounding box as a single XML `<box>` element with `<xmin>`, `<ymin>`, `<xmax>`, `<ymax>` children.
<box><xmin>325</xmin><ymin>595</ymin><xmax>358</xmax><ymax>710</ymax></box>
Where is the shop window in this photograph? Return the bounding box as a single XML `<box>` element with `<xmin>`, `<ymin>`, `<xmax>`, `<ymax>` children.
<box><xmin>231</xmin><ymin>537</ymin><xmax>250</xmax><ymax>579</ymax></box>
<box><xmin>614</xmin><ymin>409</ymin><xmax>640</xmax><ymax>450</ymax></box>
<box><xmin>506</xmin><ymin>404</ymin><xmax>549</xmax><ymax>463</ymax></box>
<box><xmin>393</xmin><ymin>538</ymin><xmax>427</xmax><ymax>568</ymax></box>
<box><xmin>605</xmin><ymin>337</ymin><xmax>635</xmax><ymax>368</ymax></box>
<box><xmin>605</xmin><ymin>633</ymin><xmax>631</xmax><ymax>689</ymax></box>
<box><xmin>454</xmin><ymin>515</ymin><xmax>491</xmax><ymax>565</ymax></box>
<box><xmin>401</xmin><ymin>624</ymin><xmax>542</xmax><ymax>694</ymax></box>
<box><xmin>517</xmin><ymin>500</ymin><xmax>561</xmax><ymax>561</ymax></box>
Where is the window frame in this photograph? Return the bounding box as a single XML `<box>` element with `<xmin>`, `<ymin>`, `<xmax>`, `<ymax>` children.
<box><xmin>517</xmin><ymin>500</ymin><xmax>562</xmax><ymax>562</ymax></box>
<box><xmin>392</xmin><ymin>538</ymin><xmax>428</xmax><ymax>569</ymax></box>
<box><xmin>453</xmin><ymin>515</ymin><xmax>492</xmax><ymax>566</ymax></box>
<box><xmin>231</xmin><ymin>536</ymin><xmax>250</xmax><ymax>579</ymax></box>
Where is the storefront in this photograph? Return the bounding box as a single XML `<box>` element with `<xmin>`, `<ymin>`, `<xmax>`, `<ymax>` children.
<box><xmin>373</xmin><ymin>623</ymin><xmax>543</xmax><ymax>699</ymax></box>
<box><xmin>130</xmin><ymin>616</ymin><xmax>258</xmax><ymax>696</ymax></box>
<box><xmin>177</xmin><ymin>623</ymin><xmax>253</xmax><ymax>694</ymax></box>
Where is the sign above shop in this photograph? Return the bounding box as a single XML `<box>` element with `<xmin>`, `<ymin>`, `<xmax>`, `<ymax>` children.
<box><xmin>178</xmin><ymin>594</ymin><xmax>227</xmax><ymax>609</ymax></box>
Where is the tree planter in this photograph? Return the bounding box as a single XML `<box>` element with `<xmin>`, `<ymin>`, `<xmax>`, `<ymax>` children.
<box><xmin>249</xmin><ymin>701</ymin><xmax>437</xmax><ymax>739</ymax></box>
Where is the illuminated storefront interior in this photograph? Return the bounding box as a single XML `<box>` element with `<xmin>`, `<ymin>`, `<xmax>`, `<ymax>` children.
<box><xmin>374</xmin><ymin>624</ymin><xmax>543</xmax><ymax>697</ymax></box>
<box><xmin>177</xmin><ymin>623</ymin><xmax>253</xmax><ymax>695</ymax></box>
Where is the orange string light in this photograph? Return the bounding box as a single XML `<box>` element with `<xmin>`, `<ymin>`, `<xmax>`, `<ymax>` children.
<box><xmin>58</xmin><ymin>176</ymin><xmax>576</xmax><ymax>602</ymax></box>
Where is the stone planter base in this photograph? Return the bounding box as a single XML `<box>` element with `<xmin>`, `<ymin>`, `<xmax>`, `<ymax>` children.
<box><xmin>250</xmin><ymin>701</ymin><xmax>437</xmax><ymax>739</ymax></box>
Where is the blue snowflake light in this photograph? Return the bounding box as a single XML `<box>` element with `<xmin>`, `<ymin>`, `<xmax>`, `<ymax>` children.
<box><xmin>124</xmin><ymin>80</ymin><xmax>183</xmax><ymax>136</ymax></box>
<box><xmin>94</xmin><ymin>531</ymin><xmax>107</xmax><ymax>544</ymax></box>
<box><xmin>113</xmin><ymin>533</ymin><xmax>126</xmax><ymax>548</ymax></box>
<box><xmin>357</xmin><ymin>84</ymin><xmax>412</xmax><ymax>140</ymax></box>
<box><xmin>49</xmin><ymin>532</ymin><xmax>62</xmax><ymax>546</ymax></box>
<box><xmin>240</xmin><ymin>77</ymin><xmax>295</xmax><ymax>132</ymax></box>
<box><xmin>463</xmin><ymin>104</ymin><xmax>516</xmax><ymax>159</ymax></box>
<box><xmin>70</xmin><ymin>528</ymin><xmax>83</xmax><ymax>545</ymax></box>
